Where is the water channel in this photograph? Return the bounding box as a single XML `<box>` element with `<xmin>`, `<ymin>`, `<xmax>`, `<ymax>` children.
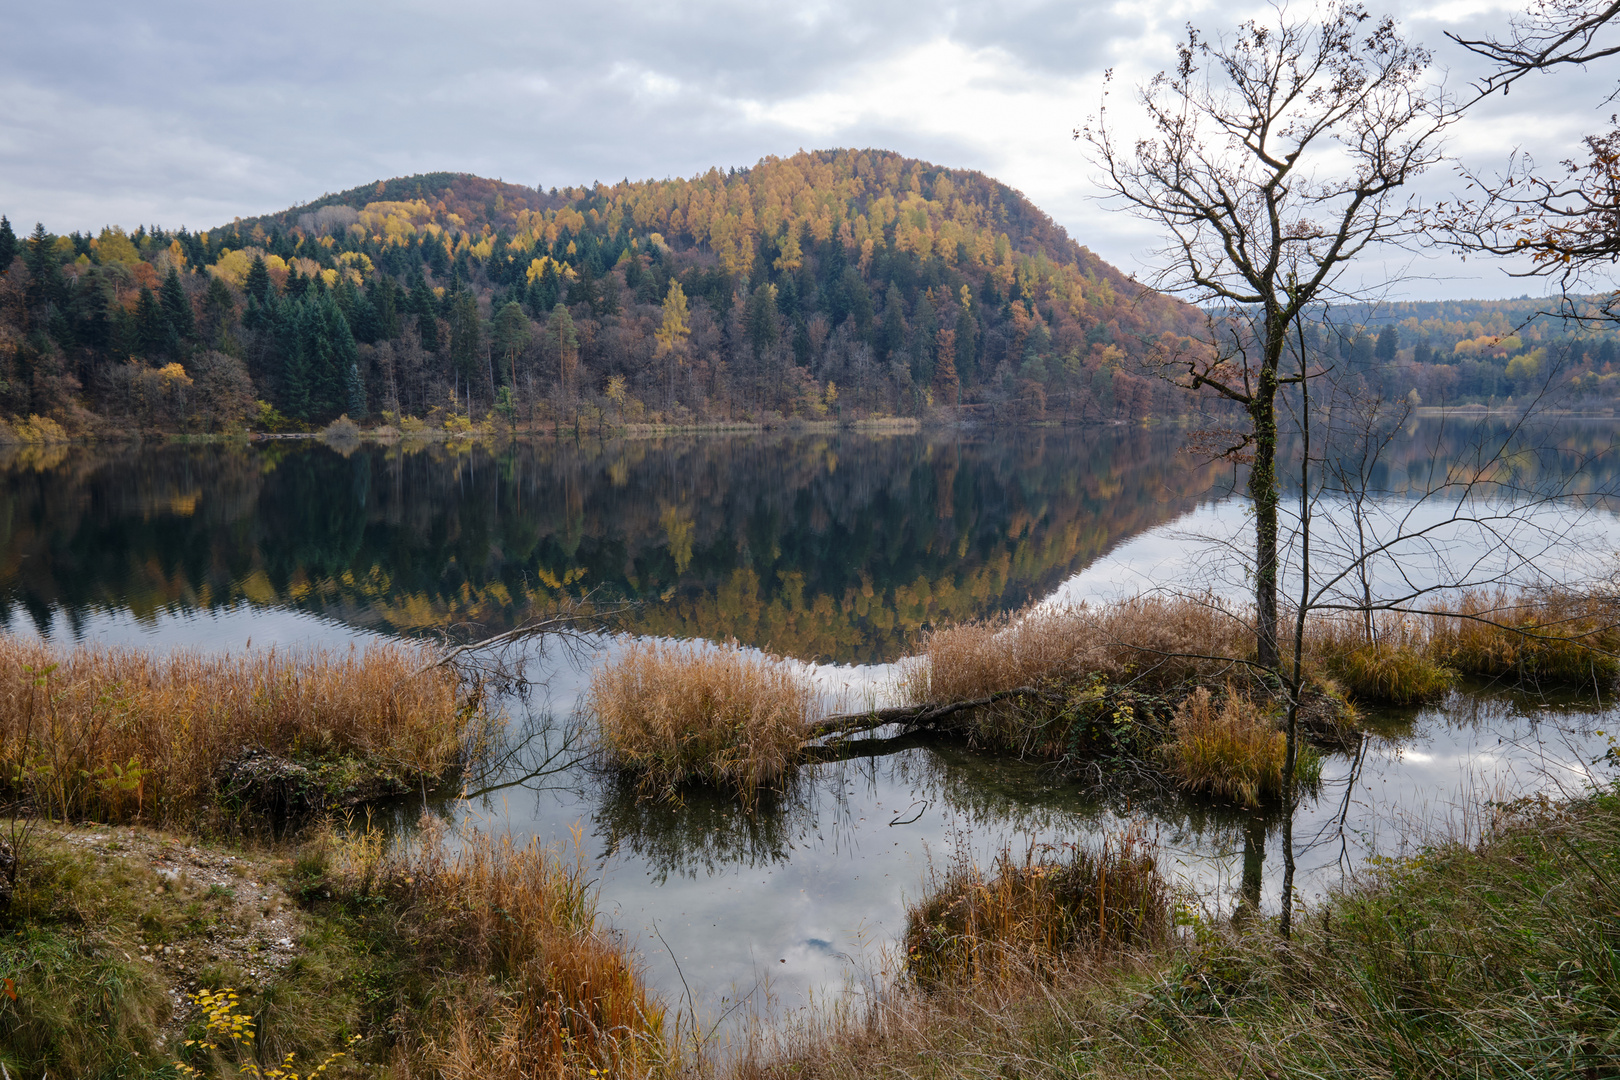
<box><xmin>3</xmin><ymin>423</ymin><xmax>1617</xmax><ymax>1028</ymax></box>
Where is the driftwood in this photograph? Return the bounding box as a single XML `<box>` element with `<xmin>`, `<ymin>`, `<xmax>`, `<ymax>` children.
<box><xmin>804</xmin><ymin>685</ymin><xmax>1048</xmax><ymax>742</ymax></box>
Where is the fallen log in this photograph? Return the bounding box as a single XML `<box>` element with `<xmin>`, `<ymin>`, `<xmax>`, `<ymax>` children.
<box><xmin>804</xmin><ymin>685</ymin><xmax>1049</xmax><ymax>742</ymax></box>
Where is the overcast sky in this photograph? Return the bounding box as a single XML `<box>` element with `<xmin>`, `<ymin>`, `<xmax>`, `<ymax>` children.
<box><xmin>1</xmin><ymin>0</ymin><xmax>1614</xmax><ymax>300</ymax></box>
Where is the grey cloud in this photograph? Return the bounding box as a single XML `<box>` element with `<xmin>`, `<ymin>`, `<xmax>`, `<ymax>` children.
<box><xmin>2</xmin><ymin>0</ymin><xmax>1615</xmax><ymax>301</ymax></box>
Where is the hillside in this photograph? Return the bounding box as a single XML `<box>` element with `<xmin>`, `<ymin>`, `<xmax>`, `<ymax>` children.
<box><xmin>0</xmin><ymin>150</ymin><xmax>1205</xmax><ymax>432</ymax></box>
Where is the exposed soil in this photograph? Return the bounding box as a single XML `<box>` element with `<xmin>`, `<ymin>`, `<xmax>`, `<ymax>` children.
<box><xmin>48</xmin><ymin>824</ymin><xmax>308</xmax><ymax>1048</ymax></box>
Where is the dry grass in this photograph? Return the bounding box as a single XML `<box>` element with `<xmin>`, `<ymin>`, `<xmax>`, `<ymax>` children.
<box><xmin>908</xmin><ymin>598</ymin><xmax>1250</xmax><ymax>705</ymax></box>
<box><xmin>903</xmin><ymin>829</ymin><xmax>1172</xmax><ymax>989</ymax></box>
<box><xmin>1160</xmin><ymin>686</ymin><xmax>1320</xmax><ymax>807</ymax></box>
<box><xmin>0</xmin><ymin>634</ymin><xmax>474</xmax><ymax>827</ymax></box>
<box><xmin>1427</xmin><ymin>589</ymin><xmax>1620</xmax><ymax>685</ymax></box>
<box><xmin>324</xmin><ymin>820</ymin><xmax>668</xmax><ymax>1080</ymax></box>
<box><xmin>1310</xmin><ymin>619</ymin><xmax>1458</xmax><ymax>706</ymax></box>
<box><xmin>586</xmin><ymin>640</ymin><xmax>817</xmax><ymax>803</ymax></box>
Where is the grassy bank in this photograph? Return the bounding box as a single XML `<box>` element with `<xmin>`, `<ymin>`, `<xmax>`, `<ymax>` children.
<box><xmin>735</xmin><ymin>787</ymin><xmax>1620</xmax><ymax>1080</ymax></box>
<box><xmin>0</xmin><ymin>820</ymin><xmax>667</xmax><ymax>1079</ymax></box>
<box><xmin>0</xmin><ymin>635</ymin><xmax>481</xmax><ymax>831</ymax></box>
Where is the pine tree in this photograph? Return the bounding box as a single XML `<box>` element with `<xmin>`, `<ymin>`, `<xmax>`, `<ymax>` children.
<box><xmin>24</xmin><ymin>223</ymin><xmax>65</xmax><ymax>312</ymax></box>
<box><xmin>1376</xmin><ymin>324</ymin><xmax>1399</xmax><ymax>364</ymax></box>
<box><xmin>411</xmin><ymin>279</ymin><xmax>441</xmax><ymax>353</ymax></box>
<box><xmin>160</xmin><ymin>267</ymin><xmax>195</xmax><ymax>342</ymax></box>
<box><xmin>245</xmin><ymin>255</ymin><xmax>272</xmax><ymax>305</ymax></box>
<box><xmin>134</xmin><ymin>286</ymin><xmax>176</xmax><ymax>359</ymax></box>
<box><xmin>0</xmin><ymin>216</ymin><xmax>16</xmax><ymax>272</ymax></box>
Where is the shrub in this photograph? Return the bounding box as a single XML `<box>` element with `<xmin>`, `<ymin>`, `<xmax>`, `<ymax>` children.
<box><xmin>1321</xmin><ymin>636</ymin><xmax>1457</xmax><ymax>705</ymax></box>
<box><xmin>1160</xmin><ymin>686</ymin><xmax>1319</xmax><ymax>807</ymax></box>
<box><xmin>904</xmin><ymin>829</ymin><xmax>1171</xmax><ymax>987</ymax></box>
<box><xmin>908</xmin><ymin>597</ymin><xmax>1250</xmax><ymax>706</ymax></box>
<box><xmin>1429</xmin><ymin>590</ymin><xmax>1620</xmax><ymax>686</ymax></box>
<box><xmin>318</xmin><ymin>819</ymin><xmax>667</xmax><ymax>1079</ymax></box>
<box><xmin>0</xmin><ymin>636</ymin><xmax>475</xmax><ymax>827</ymax></box>
<box><xmin>318</xmin><ymin>414</ymin><xmax>360</xmax><ymax>443</ymax></box>
<box><xmin>586</xmin><ymin>640</ymin><xmax>816</xmax><ymax>803</ymax></box>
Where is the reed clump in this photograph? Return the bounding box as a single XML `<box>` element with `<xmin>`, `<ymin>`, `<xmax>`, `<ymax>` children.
<box><xmin>908</xmin><ymin>597</ymin><xmax>1249</xmax><ymax>705</ymax></box>
<box><xmin>1160</xmin><ymin>686</ymin><xmax>1320</xmax><ymax>807</ymax></box>
<box><xmin>587</xmin><ymin>640</ymin><xmax>817</xmax><ymax>803</ymax></box>
<box><xmin>0</xmin><ymin>635</ymin><xmax>474</xmax><ymax>827</ymax></box>
<box><xmin>903</xmin><ymin>830</ymin><xmax>1172</xmax><ymax>988</ymax></box>
<box><xmin>1428</xmin><ymin>589</ymin><xmax>1620</xmax><ymax>685</ymax></box>
<box><xmin>1313</xmin><ymin>627</ymin><xmax>1457</xmax><ymax>705</ymax></box>
<box><xmin>315</xmin><ymin>820</ymin><xmax>667</xmax><ymax>1079</ymax></box>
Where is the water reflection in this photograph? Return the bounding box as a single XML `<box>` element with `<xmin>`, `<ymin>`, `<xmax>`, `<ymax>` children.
<box><xmin>0</xmin><ymin>429</ymin><xmax>1233</xmax><ymax>662</ymax></box>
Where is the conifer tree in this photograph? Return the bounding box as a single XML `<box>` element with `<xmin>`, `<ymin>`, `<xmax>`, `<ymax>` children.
<box><xmin>410</xmin><ymin>278</ymin><xmax>441</xmax><ymax>353</ymax></box>
<box><xmin>134</xmin><ymin>286</ymin><xmax>176</xmax><ymax>359</ymax></box>
<box><xmin>0</xmin><ymin>216</ymin><xmax>16</xmax><ymax>272</ymax></box>
<box><xmin>24</xmin><ymin>223</ymin><xmax>65</xmax><ymax>312</ymax></box>
<box><xmin>448</xmin><ymin>290</ymin><xmax>482</xmax><ymax>388</ymax></box>
<box><xmin>160</xmin><ymin>267</ymin><xmax>195</xmax><ymax>342</ymax></box>
<box><xmin>201</xmin><ymin>275</ymin><xmax>235</xmax><ymax>346</ymax></box>
<box><xmin>245</xmin><ymin>255</ymin><xmax>272</xmax><ymax>305</ymax></box>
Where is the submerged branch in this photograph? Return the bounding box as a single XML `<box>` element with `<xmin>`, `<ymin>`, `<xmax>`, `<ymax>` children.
<box><xmin>804</xmin><ymin>686</ymin><xmax>1049</xmax><ymax>742</ymax></box>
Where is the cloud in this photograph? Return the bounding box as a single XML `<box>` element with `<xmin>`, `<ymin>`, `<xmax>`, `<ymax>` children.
<box><xmin>1</xmin><ymin>0</ymin><xmax>1613</xmax><ymax>299</ymax></box>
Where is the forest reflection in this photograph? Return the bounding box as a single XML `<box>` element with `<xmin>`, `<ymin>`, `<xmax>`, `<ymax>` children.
<box><xmin>5</xmin><ymin>420</ymin><xmax>1610</xmax><ymax>664</ymax></box>
<box><xmin>0</xmin><ymin>428</ymin><xmax>1232</xmax><ymax>663</ymax></box>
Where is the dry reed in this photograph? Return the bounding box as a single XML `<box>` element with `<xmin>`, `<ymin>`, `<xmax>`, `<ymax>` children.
<box><xmin>326</xmin><ymin>819</ymin><xmax>668</xmax><ymax>1080</ymax></box>
<box><xmin>0</xmin><ymin>634</ymin><xmax>472</xmax><ymax>826</ymax></box>
<box><xmin>908</xmin><ymin>597</ymin><xmax>1251</xmax><ymax>706</ymax></box>
<box><xmin>1160</xmin><ymin>686</ymin><xmax>1319</xmax><ymax>806</ymax></box>
<box><xmin>903</xmin><ymin>829</ymin><xmax>1171</xmax><ymax>988</ymax></box>
<box><xmin>586</xmin><ymin>640</ymin><xmax>817</xmax><ymax>803</ymax></box>
<box><xmin>1427</xmin><ymin>589</ymin><xmax>1620</xmax><ymax>685</ymax></box>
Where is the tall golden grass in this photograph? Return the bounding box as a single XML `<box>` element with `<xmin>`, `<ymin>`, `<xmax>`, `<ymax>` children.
<box><xmin>1159</xmin><ymin>686</ymin><xmax>1320</xmax><ymax>807</ymax></box>
<box><xmin>0</xmin><ymin>635</ymin><xmax>471</xmax><ymax>826</ymax></box>
<box><xmin>340</xmin><ymin>821</ymin><xmax>668</xmax><ymax>1080</ymax></box>
<box><xmin>904</xmin><ymin>830</ymin><xmax>1171</xmax><ymax>988</ymax></box>
<box><xmin>586</xmin><ymin>640</ymin><xmax>816</xmax><ymax>803</ymax></box>
<box><xmin>906</xmin><ymin>597</ymin><xmax>1250</xmax><ymax>706</ymax></box>
<box><xmin>1427</xmin><ymin>589</ymin><xmax>1620</xmax><ymax>685</ymax></box>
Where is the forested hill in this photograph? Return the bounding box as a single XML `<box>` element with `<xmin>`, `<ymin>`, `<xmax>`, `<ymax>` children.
<box><xmin>0</xmin><ymin>149</ymin><xmax>1205</xmax><ymax>433</ymax></box>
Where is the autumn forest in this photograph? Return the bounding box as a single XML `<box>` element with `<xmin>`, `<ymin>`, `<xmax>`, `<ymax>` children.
<box><xmin>2</xmin><ymin>148</ymin><xmax>1619</xmax><ymax>436</ymax></box>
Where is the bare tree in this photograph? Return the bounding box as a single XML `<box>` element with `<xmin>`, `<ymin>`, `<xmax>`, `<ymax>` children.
<box><xmin>1080</xmin><ymin>3</ymin><xmax>1456</xmax><ymax>669</ymax></box>
<box><xmin>1450</xmin><ymin>0</ymin><xmax>1620</xmax><ymax>99</ymax></box>
<box><xmin>1437</xmin><ymin>3</ymin><xmax>1620</xmax><ymax>317</ymax></box>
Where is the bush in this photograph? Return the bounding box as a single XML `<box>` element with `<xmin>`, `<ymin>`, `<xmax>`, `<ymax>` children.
<box><xmin>586</xmin><ymin>640</ymin><xmax>816</xmax><ymax>803</ymax></box>
<box><xmin>0</xmin><ymin>636</ymin><xmax>475</xmax><ymax>827</ymax></box>
<box><xmin>904</xmin><ymin>829</ymin><xmax>1171</xmax><ymax>987</ymax></box>
<box><xmin>1160</xmin><ymin>687</ymin><xmax>1319</xmax><ymax>807</ymax></box>
<box><xmin>1322</xmin><ymin>637</ymin><xmax>1457</xmax><ymax>705</ymax></box>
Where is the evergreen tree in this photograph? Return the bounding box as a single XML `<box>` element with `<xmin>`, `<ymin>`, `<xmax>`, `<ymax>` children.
<box><xmin>202</xmin><ymin>275</ymin><xmax>235</xmax><ymax>345</ymax></box>
<box><xmin>245</xmin><ymin>255</ymin><xmax>272</xmax><ymax>305</ymax></box>
<box><xmin>448</xmin><ymin>290</ymin><xmax>482</xmax><ymax>386</ymax></box>
<box><xmin>134</xmin><ymin>286</ymin><xmax>176</xmax><ymax>359</ymax></box>
<box><xmin>879</xmin><ymin>292</ymin><xmax>907</xmax><ymax>362</ymax></box>
<box><xmin>0</xmin><ymin>216</ymin><xmax>16</xmax><ymax>271</ymax></box>
<box><xmin>24</xmin><ymin>223</ymin><xmax>65</xmax><ymax>312</ymax></box>
<box><xmin>160</xmin><ymin>267</ymin><xmax>195</xmax><ymax>342</ymax></box>
<box><xmin>280</xmin><ymin>300</ymin><xmax>313</xmax><ymax>420</ymax></box>
<box><xmin>411</xmin><ymin>278</ymin><xmax>441</xmax><ymax>353</ymax></box>
<box><xmin>1376</xmin><ymin>324</ymin><xmax>1399</xmax><ymax>364</ymax></box>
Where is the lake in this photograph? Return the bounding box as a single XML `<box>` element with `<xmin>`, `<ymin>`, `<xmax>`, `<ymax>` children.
<box><xmin>3</xmin><ymin>422</ymin><xmax>1616</xmax><ymax>1029</ymax></box>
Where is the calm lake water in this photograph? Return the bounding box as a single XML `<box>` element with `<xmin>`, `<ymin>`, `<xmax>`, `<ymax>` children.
<box><xmin>3</xmin><ymin>423</ymin><xmax>1617</xmax><ymax>1029</ymax></box>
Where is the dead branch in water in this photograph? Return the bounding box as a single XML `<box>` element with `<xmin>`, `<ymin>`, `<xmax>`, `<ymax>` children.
<box><xmin>804</xmin><ymin>686</ymin><xmax>1051</xmax><ymax>742</ymax></box>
